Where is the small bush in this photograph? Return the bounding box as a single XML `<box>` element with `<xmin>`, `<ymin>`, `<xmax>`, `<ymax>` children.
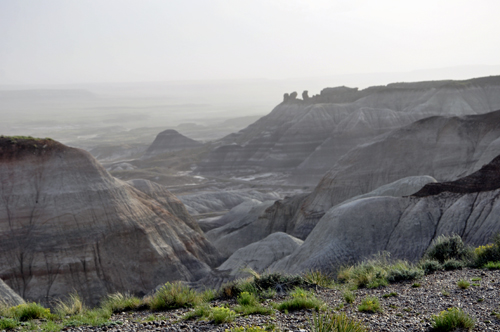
<box><xmin>55</xmin><ymin>293</ymin><xmax>85</xmax><ymax>317</ymax></box>
<box><xmin>211</xmin><ymin>306</ymin><xmax>235</xmax><ymax>324</ymax></box>
<box><xmin>237</xmin><ymin>292</ymin><xmax>258</xmax><ymax>306</ymax></box>
<box><xmin>275</xmin><ymin>288</ymin><xmax>324</xmax><ymax>312</ymax></box>
<box><xmin>386</xmin><ymin>262</ymin><xmax>424</xmax><ymax>283</ymax></box>
<box><xmin>310</xmin><ymin>311</ymin><xmax>367</xmax><ymax>332</ymax></box>
<box><xmin>457</xmin><ymin>279</ymin><xmax>470</xmax><ymax>289</ymax></box>
<box><xmin>425</xmin><ymin>234</ymin><xmax>472</xmax><ymax>263</ymax></box>
<box><xmin>8</xmin><ymin>303</ymin><xmax>51</xmax><ymax>321</ymax></box>
<box><xmin>442</xmin><ymin>259</ymin><xmax>464</xmax><ymax>271</ymax></box>
<box><xmin>101</xmin><ymin>292</ymin><xmax>144</xmax><ymax>313</ymax></box>
<box><xmin>342</xmin><ymin>290</ymin><xmax>355</xmax><ymax>304</ymax></box>
<box><xmin>304</xmin><ymin>270</ymin><xmax>335</xmax><ymax>288</ymax></box>
<box><xmin>0</xmin><ymin>318</ymin><xmax>19</xmax><ymax>330</ymax></box>
<box><xmin>474</xmin><ymin>234</ymin><xmax>500</xmax><ymax>266</ymax></box>
<box><xmin>63</xmin><ymin>308</ymin><xmax>112</xmax><ymax>327</ymax></box>
<box><xmin>358</xmin><ymin>296</ymin><xmax>382</xmax><ymax>313</ymax></box>
<box><xmin>419</xmin><ymin>259</ymin><xmax>442</xmax><ymax>275</ymax></box>
<box><xmin>431</xmin><ymin>307</ymin><xmax>475</xmax><ymax>331</ymax></box>
<box><xmin>254</xmin><ymin>273</ymin><xmax>310</xmax><ymax>294</ymax></box>
<box><xmin>183</xmin><ymin>303</ymin><xmax>212</xmax><ymax>321</ymax></box>
<box><xmin>337</xmin><ymin>261</ymin><xmax>387</xmax><ymax>289</ymax></box>
<box><xmin>483</xmin><ymin>261</ymin><xmax>500</xmax><ymax>270</ymax></box>
<box><xmin>149</xmin><ymin>282</ymin><xmax>200</xmax><ymax>311</ymax></box>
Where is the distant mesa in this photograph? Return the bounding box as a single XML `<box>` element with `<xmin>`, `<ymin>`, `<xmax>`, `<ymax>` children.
<box><xmin>141</xmin><ymin>129</ymin><xmax>202</xmax><ymax>159</ymax></box>
<box><xmin>0</xmin><ymin>136</ymin><xmax>219</xmax><ymax>305</ymax></box>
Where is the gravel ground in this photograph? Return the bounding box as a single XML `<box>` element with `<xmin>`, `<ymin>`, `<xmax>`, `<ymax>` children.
<box><xmin>53</xmin><ymin>268</ymin><xmax>500</xmax><ymax>332</ymax></box>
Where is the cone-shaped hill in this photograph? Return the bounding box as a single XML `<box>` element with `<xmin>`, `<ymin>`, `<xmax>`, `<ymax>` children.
<box><xmin>141</xmin><ymin>129</ymin><xmax>202</xmax><ymax>159</ymax></box>
<box><xmin>0</xmin><ymin>137</ymin><xmax>220</xmax><ymax>305</ymax></box>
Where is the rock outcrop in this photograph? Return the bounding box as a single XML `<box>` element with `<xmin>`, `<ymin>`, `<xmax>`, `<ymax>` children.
<box><xmin>271</xmin><ymin>154</ymin><xmax>500</xmax><ymax>274</ymax></box>
<box><xmin>198</xmin><ymin>76</ymin><xmax>500</xmax><ymax>185</ymax></box>
<box><xmin>217</xmin><ymin>232</ymin><xmax>303</xmax><ymax>277</ymax></box>
<box><xmin>0</xmin><ymin>279</ymin><xmax>24</xmax><ymax>306</ymax></box>
<box><xmin>141</xmin><ymin>129</ymin><xmax>202</xmax><ymax>159</ymax></box>
<box><xmin>0</xmin><ymin>137</ymin><xmax>219</xmax><ymax>305</ymax></box>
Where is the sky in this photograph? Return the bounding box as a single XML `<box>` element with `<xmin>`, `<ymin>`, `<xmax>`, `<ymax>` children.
<box><xmin>1</xmin><ymin>0</ymin><xmax>500</xmax><ymax>85</ymax></box>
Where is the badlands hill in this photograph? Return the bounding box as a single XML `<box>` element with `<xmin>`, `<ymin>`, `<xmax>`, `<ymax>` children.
<box><xmin>271</xmin><ymin>153</ymin><xmax>500</xmax><ymax>274</ymax></box>
<box><xmin>0</xmin><ymin>137</ymin><xmax>220</xmax><ymax>305</ymax></box>
<box><xmin>141</xmin><ymin>129</ymin><xmax>202</xmax><ymax>160</ymax></box>
<box><xmin>198</xmin><ymin>76</ymin><xmax>500</xmax><ymax>185</ymax></box>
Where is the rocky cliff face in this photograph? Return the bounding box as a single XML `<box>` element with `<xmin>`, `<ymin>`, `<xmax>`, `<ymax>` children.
<box><xmin>271</xmin><ymin>154</ymin><xmax>500</xmax><ymax>274</ymax></box>
<box><xmin>141</xmin><ymin>129</ymin><xmax>202</xmax><ymax>160</ymax></box>
<box><xmin>0</xmin><ymin>137</ymin><xmax>219</xmax><ymax>305</ymax></box>
<box><xmin>198</xmin><ymin>76</ymin><xmax>500</xmax><ymax>185</ymax></box>
<box><xmin>0</xmin><ymin>279</ymin><xmax>24</xmax><ymax>306</ymax></box>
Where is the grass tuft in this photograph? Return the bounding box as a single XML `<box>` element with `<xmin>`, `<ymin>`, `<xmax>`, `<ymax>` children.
<box><xmin>149</xmin><ymin>282</ymin><xmax>200</xmax><ymax>311</ymax></box>
<box><xmin>357</xmin><ymin>296</ymin><xmax>382</xmax><ymax>313</ymax></box>
<box><xmin>310</xmin><ymin>311</ymin><xmax>368</xmax><ymax>332</ymax></box>
<box><xmin>55</xmin><ymin>293</ymin><xmax>85</xmax><ymax>317</ymax></box>
<box><xmin>457</xmin><ymin>279</ymin><xmax>470</xmax><ymax>289</ymax></box>
<box><xmin>275</xmin><ymin>288</ymin><xmax>324</xmax><ymax>312</ymax></box>
<box><xmin>101</xmin><ymin>292</ymin><xmax>144</xmax><ymax>313</ymax></box>
<box><xmin>431</xmin><ymin>307</ymin><xmax>475</xmax><ymax>331</ymax></box>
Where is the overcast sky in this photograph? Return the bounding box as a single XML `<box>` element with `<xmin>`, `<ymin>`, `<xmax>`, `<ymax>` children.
<box><xmin>1</xmin><ymin>0</ymin><xmax>500</xmax><ymax>85</ymax></box>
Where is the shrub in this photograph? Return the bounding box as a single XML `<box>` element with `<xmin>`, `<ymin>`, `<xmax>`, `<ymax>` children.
<box><xmin>149</xmin><ymin>282</ymin><xmax>200</xmax><ymax>311</ymax></box>
<box><xmin>237</xmin><ymin>292</ymin><xmax>258</xmax><ymax>306</ymax></box>
<box><xmin>304</xmin><ymin>270</ymin><xmax>335</xmax><ymax>288</ymax></box>
<box><xmin>425</xmin><ymin>234</ymin><xmax>472</xmax><ymax>263</ymax></box>
<box><xmin>8</xmin><ymin>303</ymin><xmax>51</xmax><ymax>321</ymax></box>
<box><xmin>431</xmin><ymin>307</ymin><xmax>475</xmax><ymax>331</ymax></box>
<box><xmin>358</xmin><ymin>296</ymin><xmax>382</xmax><ymax>313</ymax></box>
<box><xmin>0</xmin><ymin>318</ymin><xmax>19</xmax><ymax>330</ymax></box>
<box><xmin>183</xmin><ymin>303</ymin><xmax>212</xmax><ymax>321</ymax></box>
<box><xmin>442</xmin><ymin>259</ymin><xmax>464</xmax><ymax>271</ymax></box>
<box><xmin>310</xmin><ymin>311</ymin><xmax>367</xmax><ymax>332</ymax></box>
<box><xmin>419</xmin><ymin>259</ymin><xmax>442</xmax><ymax>275</ymax></box>
<box><xmin>55</xmin><ymin>293</ymin><xmax>85</xmax><ymax>317</ymax></box>
<box><xmin>474</xmin><ymin>234</ymin><xmax>500</xmax><ymax>266</ymax></box>
<box><xmin>63</xmin><ymin>308</ymin><xmax>112</xmax><ymax>327</ymax></box>
<box><xmin>386</xmin><ymin>261</ymin><xmax>424</xmax><ymax>282</ymax></box>
<box><xmin>101</xmin><ymin>292</ymin><xmax>144</xmax><ymax>313</ymax></box>
<box><xmin>275</xmin><ymin>288</ymin><xmax>324</xmax><ymax>312</ymax></box>
<box><xmin>342</xmin><ymin>290</ymin><xmax>355</xmax><ymax>304</ymax></box>
<box><xmin>211</xmin><ymin>306</ymin><xmax>235</xmax><ymax>324</ymax></box>
<box><xmin>457</xmin><ymin>279</ymin><xmax>470</xmax><ymax>289</ymax></box>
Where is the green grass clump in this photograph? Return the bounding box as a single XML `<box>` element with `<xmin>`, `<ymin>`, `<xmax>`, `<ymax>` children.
<box><xmin>483</xmin><ymin>261</ymin><xmax>500</xmax><ymax>270</ymax></box>
<box><xmin>386</xmin><ymin>261</ymin><xmax>424</xmax><ymax>283</ymax></box>
<box><xmin>211</xmin><ymin>306</ymin><xmax>236</xmax><ymax>324</ymax></box>
<box><xmin>183</xmin><ymin>303</ymin><xmax>212</xmax><ymax>321</ymax></box>
<box><xmin>474</xmin><ymin>234</ymin><xmax>500</xmax><ymax>267</ymax></box>
<box><xmin>227</xmin><ymin>326</ymin><xmax>267</xmax><ymax>332</ymax></box>
<box><xmin>457</xmin><ymin>279</ymin><xmax>470</xmax><ymax>289</ymax></box>
<box><xmin>425</xmin><ymin>234</ymin><xmax>472</xmax><ymax>263</ymax></box>
<box><xmin>233</xmin><ymin>291</ymin><xmax>274</xmax><ymax>316</ymax></box>
<box><xmin>275</xmin><ymin>288</ymin><xmax>324</xmax><ymax>312</ymax></box>
<box><xmin>149</xmin><ymin>282</ymin><xmax>200</xmax><ymax>311</ymax></box>
<box><xmin>101</xmin><ymin>292</ymin><xmax>144</xmax><ymax>313</ymax></box>
<box><xmin>40</xmin><ymin>320</ymin><xmax>63</xmax><ymax>332</ymax></box>
<box><xmin>62</xmin><ymin>308</ymin><xmax>112</xmax><ymax>327</ymax></box>
<box><xmin>382</xmin><ymin>292</ymin><xmax>398</xmax><ymax>298</ymax></box>
<box><xmin>7</xmin><ymin>302</ymin><xmax>52</xmax><ymax>321</ymax></box>
<box><xmin>357</xmin><ymin>296</ymin><xmax>382</xmax><ymax>313</ymax></box>
<box><xmin>431</xmin><ymin>307</ymin><xmax>475</xmax><ymax>331</ymax></box>
<box><xmin>304</xmin><ymin>270</ymin><xmax>335</xmax><ymax>288</ymax></box>
<box><xmin>310</xmin><ymin>311</ymin><xmax>367</xmax><ymax>332</ymax></box>
<box><xmin>0</xmin><ymin>317</ymin><xmax>19</xmax><ymax>330</ymax></box>
<box><xmin>342</xmin><ymin>289</ymin><xmax>355</xmax><ymax>304</ymax></box>
<box><xmin>55</xmin><ymin>293</ymin><xmax>85</xmax><ymax>317</ymax></box>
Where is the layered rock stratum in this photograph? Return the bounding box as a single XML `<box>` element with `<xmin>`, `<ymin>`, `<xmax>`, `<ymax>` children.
<box><xmin>0</xmin><ymin>278</ymin><xmax>24</xmax><ymax>306</ymax></box>
<box><xmin>198</xmin><ymin>76</ymin><xmax>500</xmax><ymax>185</ymax></box>
<box><xmin>271</xmin><ymin>154</ymin><xmax>500</xmax><ymax>274</ymax></box>
<box><xmin>0</xmin><ymin>137</ymin><xmax>219</xmax><ymax>305</ymax></box>
<box><xmin>141</xmin><ymin>129</ymin><xmax>202</xmax><ymax>159</ymax></box>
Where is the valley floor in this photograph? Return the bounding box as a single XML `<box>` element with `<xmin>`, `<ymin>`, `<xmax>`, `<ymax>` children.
<box><xmin>51</xmin><ymin>268</ymin><xmax>499</xmax><ymax>332</ymax></box>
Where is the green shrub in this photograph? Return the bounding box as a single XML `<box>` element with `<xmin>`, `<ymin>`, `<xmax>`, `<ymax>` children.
<box><xmin>483</xmin><ymin>261</ymin><xmax>500</xmax><ymax>270</ymax></box>
<box><xmin>55</xmin><ymin>293</ymin><xmax>85</xmax><ymax>317</ymax></box>
<box><xmin>0</xmin><ymin>318</ymin><xmax>19</xmax><ymax>330</ymax></box>
<box><xmin>304</xmin><ymin>270</ymin><xmax>335</xmax><ymax>288</ymax></box>
<box><xmin>431</xmin><ymin>307</ymin><xmax>475</xmax><ymax>331</ymax></box>
<box><xmin>211</xmin><ymin>306</ymin><xmax>236</xmax><ymax>324</ymax></box>
<box><xmin>382</xmin><ymin>292</ymin><xmax>398</xmax><ymax>298</ymax></box>
<box><xmin>474</xmin><ymin>234</ymin><xmax>500</xmax><ymax>266</ymax></box>
<box><xmin>237</xmin><ymin>292</ymin><xmax>258</xmax><ymax>306</ymax></box>
<box><xmin>419</xmin><ymin>259</ymin><xmax>442</xmax><ymax>275</ymax></box>
<box><xmin>425</xmin><ymin>234</ymin><xmax>472</xmax><ymax>263</ymax></box>
<box><xmin>101</xmin><ymin>292</ymin><xmax>144</xmax><ymax>313</ymax></box>
<box><xmin>62</xmin><ymin>308</ymin><xmax>112</xmax><ymax>327</ymax></box>
<box><xmin>386</xmin><ymin>261</ymin><xmax>424</xmax><ymax>282</ymax></box>
<box><xmin>310</xmin><ymin>311</ymin><xmax>367</xmax><ymax>332</ymax></box>
<box><xmin>342</xmin><ymin>290</ymin><xmax>355</xmax><ymax>304</ymax></box>
<box><xmin>457</xmin><ymin>279</ymin><xmax>470</xmax><ymax>289</ymax></box>
<box><xmin>357</xmin><ymin>296</ymin><xmax>382</xmax><ymax>313</ymax></box>
<box><xmin>275</xmin><ymin>288</ymin><xmax>324</xmax><ymax>312</ymax></box>
<box><xmin>442</xmin><ymin>259</ymin><xmax>464</xmax><ymax>271</ymax></box>
<box><xmin>183</xmin><ymin>303</ymin><xmax>212</xmax><ymax>321</ymax></box>
<box><xmin>7</xmin><ymin>303</ymin><xmax>51</xmax><ymax>321</ymax></box>
<box><xmin>149</xmin><ymin>282</ymin><xmax>200</xmax><ymax>311</ymax></box>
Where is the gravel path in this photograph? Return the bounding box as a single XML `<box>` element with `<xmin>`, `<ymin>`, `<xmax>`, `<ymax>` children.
<box><xmin>57</xmin><ymin>268</ymin><xmax>500</xmax><ymax>332</ymax></box>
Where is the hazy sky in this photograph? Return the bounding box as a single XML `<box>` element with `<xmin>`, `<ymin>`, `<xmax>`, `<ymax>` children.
<box><xmin>1</xmin><ymin>0</ymin><xmax>500</xmax><ymax>85</ymax></box>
